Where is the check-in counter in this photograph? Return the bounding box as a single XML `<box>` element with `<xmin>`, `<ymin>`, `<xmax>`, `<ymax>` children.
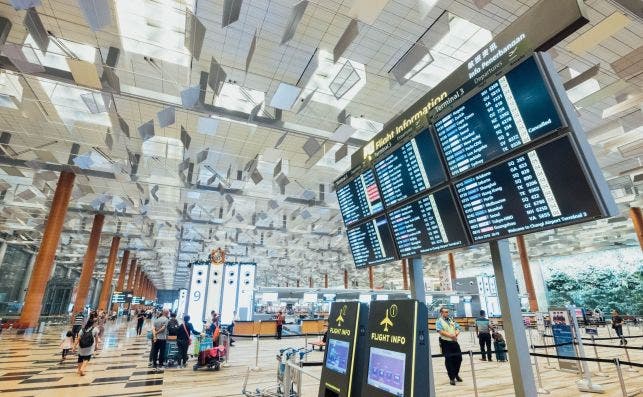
<box><xmin>301</xmin><ymin>319</ymin><xmax>327</xmax><ymax>334</ymax></box>
<box><xmin>233</xmin><ymin>320</ymin><xmax>277</xmax><ymax>336</ymax></box>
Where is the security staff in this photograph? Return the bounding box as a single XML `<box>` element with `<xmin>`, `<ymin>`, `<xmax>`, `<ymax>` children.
<box><xmin>436</xmin><ymin>307</ymin><xmax>463</xmax><ymax>386</ymax></box>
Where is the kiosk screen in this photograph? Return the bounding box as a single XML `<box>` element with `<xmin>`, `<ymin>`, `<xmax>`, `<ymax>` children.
<box><xmin>367</xmin><ymin>347</ymin><xmax>406</xmax><ymax>396</ymax></box>
<box><xmin>326</xmin><ymin>339</ymin><xmax>350</xmax><ymax>375</ymax></box>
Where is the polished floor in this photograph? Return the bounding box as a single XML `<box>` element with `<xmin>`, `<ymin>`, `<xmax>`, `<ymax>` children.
<box><xmin>0</xmin><ymin>318</ymin><xmax>641</xmax><ymax>396</ymax></box>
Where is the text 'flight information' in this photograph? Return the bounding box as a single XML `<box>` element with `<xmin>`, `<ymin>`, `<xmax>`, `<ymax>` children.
<box><xmin>337</xmin><ymin>169</ymin><xmax>384</xmax><ymax>226</ymax></box>
<box><xmin>454</xmin><ymin>136</ymin><xmax>602</xmax><ymax>243</ymax></box>
<box><xmin>435</xmin><ymin>57</ymin><xmax>563</xmax><ymax>176</ymax></box>
<box><xmin>375</xmin><ymin>129</ymin><xmax>447</xmax><ymax>208</ymax></box>
<box><xmin>388</xmin><ymin>187</ymin><xmax>467</xmax><ymax>257</ymax></box>
<box><xmin>346</xmin><ymin>216</ymin><xmax>398</xmax><ymax>267</ymax></box>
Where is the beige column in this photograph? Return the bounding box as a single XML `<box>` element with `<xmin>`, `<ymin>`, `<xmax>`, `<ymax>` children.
<box><xmin>72</xmin><ymin>213</ymin><xmax>105</xmax><ymax>313</ymax></box>
<box><xmin>98</xmin><ymin>236</ymin><xmax>120</xmax><ymax>311</ymax></box>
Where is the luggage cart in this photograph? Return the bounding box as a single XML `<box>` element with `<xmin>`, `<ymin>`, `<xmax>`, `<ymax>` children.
<box><xmin>241</xmin><ymin>347</ymin><xmax>313</xmax><ymax>397</ymax></box>
<box><xmin>164</xmin><ymin>339</ymin><xmax>180</xmax><ymax>367</ymax></box>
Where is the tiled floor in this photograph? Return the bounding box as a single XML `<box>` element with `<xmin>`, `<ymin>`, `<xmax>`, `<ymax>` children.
<box><xmin>0</xmin><ymin>319</ymin><xmax>641</xmax><ymax>396</ymax></box>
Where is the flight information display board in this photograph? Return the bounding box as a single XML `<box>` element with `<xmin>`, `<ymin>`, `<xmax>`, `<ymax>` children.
<box><xmin>434</xmin><ymin>57</ymin><xmax>563</xmax><ymax>176</ymax></box>
<box><xmin>337</xmin><ymin>169</ymin><xmax>384</xmax><ymax>226</ymax></box>
<box><xmin>374</xmin><ymin>129</ymin><xmax>447</xmax><ymax>207</ymax></box>
<box><xmin>455</xmin><ymin>136</ymin><xmax>602</xmax><ymax>243</ymax></box>
<box><xmin>388</xmin><ymin>187</ymin><xmax>468</xmax><ymax>257</ymax></box>
<box><xmin>346</xmin><ymin>215</ymin><xmax>398</xmax><ymax>267</ymax></box>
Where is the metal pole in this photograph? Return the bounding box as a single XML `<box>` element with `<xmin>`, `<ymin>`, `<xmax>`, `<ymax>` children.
<box><xmin>591</xmin><ymin>335</ymin><xmax>608</xmax><ymax>377</ymax></box>
<box><xmin>606</xmin><ymin>323</ymin><xmax>612</xmax><ymax>338</ymax></box>
<box><xmin>468</xmin><ymin>351</ymin><xmax>479</xmax><ymax>397</ymax></box>
<box><xmin>489</xmin><ymin>239</ymin><xmax>537</xmax><ymax>397</ymax></box>
<box><xmin>543</xmin><ymin>330</ymin><xmax>555</xmax><ymax>369</ymax></box>
<box><xmin>567</xmin><ymin>305</ymin><xmax>603</xmax><ymax>393</ymax></box>
<box><xmin>223</xmin><ymin>330</ymin><xmax>230</xmax><ymax>367</ymax></box>
<box><xmin>614</xmin><ymin>359</ymin><xmax>628</xmax><ymax>397</ymax></box>
<box><xmin>623</xmin><ymin>344</ymin><xmax>637</xmax><ymax>372</ymax></box>
<box><xmin>409</xmin><ymin>256</ymin><xmax>436</xmax><ymax>397</ymax></box>
<box><xmin>532</xmin><ymin>348</ymin><xmax>550</xmax><ymax>394</ymax></box>
<box><xmin>304</xmin><ymin>333</ymin><xmax>308</xmax><ymax>362</ymax></box>
<box><xmin>252</xmin><ymin>333</ymin><xmax>261</xmax><ymax>371</ymax></box>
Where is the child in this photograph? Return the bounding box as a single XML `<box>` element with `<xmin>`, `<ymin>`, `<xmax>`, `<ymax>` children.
<box><xmin>492</xmin><ymin>331</ymin><xmax>507</xmax><ymax>362</ymax></box>
<box><xmin>60</xmin><ymin>331</ymin><xmax>73</xmax><ymax>364</ymax></box>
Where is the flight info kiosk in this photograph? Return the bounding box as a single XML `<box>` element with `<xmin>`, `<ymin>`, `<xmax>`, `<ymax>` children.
<box><xmin>361</xmin><ymin>300</ymin><xmax>429</xmax><ymax>397</ymax></box>
<box><xmin>319</xmin><ymin>301</ymin><xmax>368</xmax><ymax>397</ymax></box>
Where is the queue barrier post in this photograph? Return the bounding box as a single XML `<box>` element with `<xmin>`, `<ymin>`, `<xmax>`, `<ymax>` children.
<box><xmin>468</xmin><ymin>350</ymin><xmax>479</xmax><ymax>397</ymax></box>
<box><xmin>251</xmin><ymin>322</ymin><xmax>261</xmax><ymax>371</ymax></box>
<box><xmin>223</xmin><ymin>330</ymin><xmax>230</xmax><ymax>367</ymax></box>
<box><xmin>304</xmin><ymin>333</ymin><xmax>308</xmax><ymax>362</ymax></box>
<box><xmin>606</xmin><ymin>324</ymin><xmax>612</xmax><ymax>338</ymax></box>
<box><xmin>590</xmin><ymin>335</ymin><xmax>608</xmax><ymax>377</ymax></box>
<box><xmin>622</xmin><ymin>344</ymin><xmax>638</xmax><ymax>373</ymax></box>
<box><xmin>543</xmin><ymin>333</ymin><xmax>556</xmax><ymax>369</ymax></box>
<box><xmin>614</xmin><ymin>358</ymin><xmax>628</xmax><ymax>397</ymax></box>
<box><xmin>531</xmin><ymin>344</ymin><xmax>550</xmax><ymax>394</ymax></box>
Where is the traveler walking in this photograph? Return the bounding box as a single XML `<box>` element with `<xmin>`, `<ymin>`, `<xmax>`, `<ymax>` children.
<box><xmin>436</xmin><ymin>307</ymin><xmax>462</xmax><ymax>386</ymax></box>
<box><xmin>611</xmin><ymin>309</ymin><xmax>627</xmax><ymax>345</ymax></box>
<box><xmin>71</xmin><ymin>311</ymin><xmax>84</xmax><ymax>339</ymax></box>
<box><xmin>176</xmin><ymin>315</ymin><xmax>200</xmax><ymax>368</ymax></box>
<box><xmin>150</xmin><ymin>309</ymin><xmax>169</xmax><ymax>371</ymax></box>
<box><xmin>74</xmin><ymin>319</ymin><xmax>99</xmax><ymax>376</ymax></box>
<box><xmin>59</xmin><ymin>331</ymin><xmax>73</xmax><ymax>364</ymax></box>
<box><xmin>136</xmin><ymin>310</ymin><xmax>145</xmax><ymax>336</ymax></box>
<box><xmin>475</xmin><ymin>310</ymin><xmax>492</xmax><ymax>361</ymax></box>
<box><xmin>275</xmin><ymin>311</ymin><xmax>285</xmax><ymax>340</ymax></box>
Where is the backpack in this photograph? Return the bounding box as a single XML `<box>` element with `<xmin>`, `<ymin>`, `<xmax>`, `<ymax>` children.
<box><xmin>167</xmin><ymin>318</ymin><xmax>180</xmax><ymax>336</ymax></box>
<box><xmin>79</xmin><ymin>327</ymin><xmax>94</xmax><ymax>348</ymax></box>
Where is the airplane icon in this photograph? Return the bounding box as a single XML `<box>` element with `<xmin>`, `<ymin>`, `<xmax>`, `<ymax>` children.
<box><xmin>380</xmin><ymin>308</ymin><xmax>393</xmax><ymax>332</ymax></box>
<box><xmin>336</xmin><ymin>312</ymin><xmax>345</xmax><ymax>326</ymax></box>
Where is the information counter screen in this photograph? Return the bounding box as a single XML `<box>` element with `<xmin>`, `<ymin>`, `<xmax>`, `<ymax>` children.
<box><xmin>374</xmin><ymin>129</ymin><xmax>447</xmax><ymax>207</ymax></box>
<box><xmin>346</xmin><ymin>216</ymin><xmax>398</xmax><ymax>267</ymax></box>
<box><xmin>326</xmin><ymin>339</ymin><xmax>350</xmax><ymax>375</ymax></box>
<box><xmin>388</xmin><ymin>187</ymin><xmax>467</xmax><ymax>257</ymax></box>
<box><xmin>367</xmin><ymin>347</ymin><xmax>405</xmax><ymax>396</ymax></box>
<box><xmin>337</xmin><ymin>169</ymin><xmax>384</xmax><ymax>226</ymax></box>
<box><xmin>435</xmin><ymin>57</ymin><xmax>563</xmax><ymax>176</ymax></box>
<box><xmin>454</xmin><ymin>136</ymin><xmax>602</xmax><ymax>242</ymax></box>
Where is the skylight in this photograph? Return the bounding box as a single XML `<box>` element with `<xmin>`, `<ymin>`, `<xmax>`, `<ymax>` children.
<box><xmin>215</xmin><ymin>83</ymin><xmax>266</xmax><ymax>113</ymax></box>
<box><xmin>23</xmin><ymin>34</ymin><xmax>97</xmax><ymax>71</ymax></box>
<box><xmin>408</xmin><ymin>14</ymin><xmax>492</xmax><ymax>88</ymax></box>
<box><xmin>114</xmin><ymin>0</ymin><xmax>195</xmax><ymax>67</ymax></box>
<box><xmin>36</xmin><ymin>78</ymin><xmax>110</xmax><ymax>127</ymax></box>
<box><xmin>304</xmin><ymin>50</ymin><xmax>367</xmax><ymax>110</ymax></box>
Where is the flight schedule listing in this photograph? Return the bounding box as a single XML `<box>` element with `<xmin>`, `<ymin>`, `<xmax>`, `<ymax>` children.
<box><xmin>435</xmin><ymin>57</ymin><xmax>563</xmax><ymax>176</ymax></box>
<box><xmin>388</xmin><ymin>187</ymin><xmax>467</xmax><ymax>257</ymax></box>
<box><xmin>346</xmin><ymin>216</ymin><xmax>398</xmax><ymax>267</ymax></box>
<box><xmin>375</xmin><ymin>129</ymin><xmax>447</xmax><ymax>207</ymax></box>
<box><xmin>337</xmin><ymin>169</ymin><xmax>384</xmax><ymax>226</ymax></box>
<box><xmin>454</xmin><ymin>136</ymin><xmax>602</xmax><ymax>242</ymax></box>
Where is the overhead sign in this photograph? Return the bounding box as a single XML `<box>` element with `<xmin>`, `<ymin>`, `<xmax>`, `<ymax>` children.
<box><xmin>361</xmin><ymin>300</ymin><xmax>429</xmax><ymax>397</ymax></box>
<box><xmin>319</xmin><ymin>302</ymin><xmax>368</xmax><ymax>397</ymax></box>
<box><xmin>111</xmin><ymin>291</ymin><xmax>125</xmax><ymax>303</ymax></box>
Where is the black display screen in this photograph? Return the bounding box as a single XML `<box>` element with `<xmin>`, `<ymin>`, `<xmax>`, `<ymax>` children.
<box><xmin>454</xmin><ymin>136</ymin><xmax>602</xmax><ymax>243</ymax></box>
<box><xmin>375</xmin><ymin>129</ymin><xmax>447</xmax><ymax>207</ymax></box>
<box><xmin>346</xmin><ymin>215</ymin><xmax>398</xmax><ymax>267</ymax></box>
<box><xmin>337</xmin><ymin>169</ymin><xmax>384</xmax><ymax>226</ymax></box>
<box><xmin>388</xmin><ymin>187</ymin><xmax>468</xmax><ymax>257</ymax></box>
<box><xmin>435</xmin><ymin>57</ymin><xmax>563</xmax><ymax>176</ymax></box>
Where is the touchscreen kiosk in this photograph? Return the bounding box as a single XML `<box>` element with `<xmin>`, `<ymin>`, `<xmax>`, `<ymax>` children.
<box><xmin>319</xmin><ymin>301</ymin><xmax>368</xmax><ymax>397</ymax></box>
<box><xmin>361</xmin><ymin>299</ymin><xmax>429</xmax><ymax>397</ymax></box>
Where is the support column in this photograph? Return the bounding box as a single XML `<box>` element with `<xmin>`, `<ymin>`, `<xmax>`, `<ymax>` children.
<box><xmin>448</xmin><ymin>252</ymin><xmax>456</xmax><ymax>289</ymax></box>
<box><xmin>368</xmin><ymin>267</ymin><xmax>374</xmax><ymax>289</ymax></box>
<box><xmin>98</xmin><ymin>236</ymin><xmax>120</xmax><ymax>311</ymax></box>
<box><xmin>19</xmin><ymin>253</ymin><xmax>37</xmax><ymax>303</ymax></box>
<box><xmin>296</xmin><ymin>279</ymin><xmax>300</xmax><ymax>288</ymax></box>
<box><xmin>72</xmin><ymin>213</ymin><xmax>105</xmax><ymax>313</ymax></box>
<box><xmin>126</xmin><ymin>258</ymin><xmax>137</xmax><ymax>290</ymax></box>
<box><xmin>115</xmin><ymin>249</ymin><xmax>130</xmax><ymax>291</ymax></box>
<box><xmin>409</xmin><ymin>257</ymin><xmax>435</xmax><ymax>397</ymax></box>
<box><xmin>343</xmin><ymin>269</ymin><xmax>348</xmax><ymax>289</ymax></box>
<box><xmin>516</xmin><ymin>235</ymin><xmax>538</xmax><ymax>312</ymax></box>
<box><xmin>490</xmin><ymin>239</ymin><xmax>537</xmax><ymax>397</ymax></box>
<box><xmin>401</xmin><ymin>259</ymin><xmax>409</xmax><ymax>290</ymax></box>
<box><xmin>136</xmin><ymin>270</ymin><xmax>144</xmax><ymax>296</ymax></box>
<box><xmin>0</xmin><ymin>241</ymin><xmax>8</xmax><ymax>273</ymax></box>
<box><xmin>324</xmin><ymin>273</ymin><xmax>328</xmax><ymax>288</ymax></box>
<box><xmin>309</xmin><ymin>276</ymin><xmax>313</xmax><ymax>288</ymax></box>
<box><xmin>630</xmin><ymin>207</ymin><xmax>643</xmax><ymax>251</ymax></box>
<box><xmin>19</xmin><ymin>171</ymin><xmax>75</xmax><ymax>328</ymax></box>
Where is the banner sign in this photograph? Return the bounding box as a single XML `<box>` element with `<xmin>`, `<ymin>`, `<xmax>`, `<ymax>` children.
<box><xmin>550</xmin><ymin>308</ymin><xmax>579</xmax><ymax>371</ymax></box>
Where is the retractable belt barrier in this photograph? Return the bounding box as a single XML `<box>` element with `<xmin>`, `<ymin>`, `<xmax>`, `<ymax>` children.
<box><xmin>531</xmin><ymin>341</ymin><xmax>642</xmax><ymax>350</ymax></box>
<box><xmin>431</xmin><ymin>348</ymin><xmax>643</xmax><ymax>368</ymax></box>
<box><xmin>227</xmin><ymin>332</ymin><xmax>326</xmax><ymax>339</ymax></box>
<box><xmin>542</xmin><ymin>334</ymin><xmax>643</xmax><ymax>341</ymax></box>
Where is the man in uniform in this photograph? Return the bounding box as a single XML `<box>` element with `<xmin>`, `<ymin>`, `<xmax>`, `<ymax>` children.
<box><xmin>436</xmin><ymin>307</ymin><xmax>463</xmax><ymax>386</ymax></box>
